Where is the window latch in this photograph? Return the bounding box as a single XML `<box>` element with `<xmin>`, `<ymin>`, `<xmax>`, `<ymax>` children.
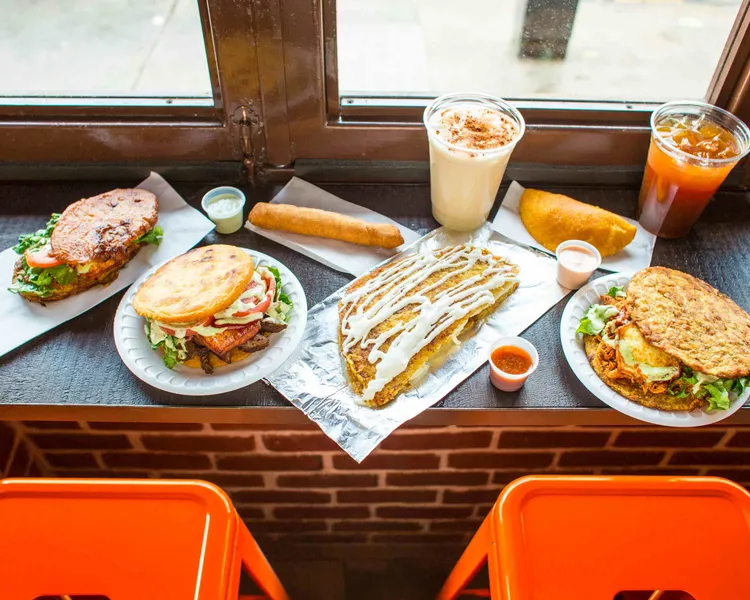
<box><xmin>232</xmin><ymin>105</ymin><xmax>265</xmax><ymax>186</ymax></box>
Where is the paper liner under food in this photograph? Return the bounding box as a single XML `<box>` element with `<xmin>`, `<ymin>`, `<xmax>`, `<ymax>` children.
<box><xmin>266</xmin><ymin>223</ymin><xmax>569</xmax><ymax>462</ymax></box>
<box><xmin>244</xmin><ymin>177</ymin><xmax>422</xmax><ymax>276</ymax></box>
<box><xmin>492</xmin><ymin>181</ymin><xmax>656</xmax><ymax>273</ymax></box>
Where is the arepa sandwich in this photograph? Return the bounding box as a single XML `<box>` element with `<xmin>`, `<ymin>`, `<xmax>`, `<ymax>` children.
<box><xmin>9</xmin><ymin>189</ymin><xmax>161</xmax><ymax>302</ymax></box>
<box><xmin>578</xmin><ymin>267</ymin><xmax>750</xmax><ymax>412</ymax></box>
<box><xmin>132</xmin><ymin>244</ymin><xmax>293</xmax><ymax>374</ymax></box>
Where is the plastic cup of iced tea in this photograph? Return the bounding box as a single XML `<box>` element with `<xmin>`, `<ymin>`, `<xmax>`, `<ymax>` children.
<box><xmin>638</xmin><ymin>100</ymin><xmax>750</xmax><ymax>238</ymax></box>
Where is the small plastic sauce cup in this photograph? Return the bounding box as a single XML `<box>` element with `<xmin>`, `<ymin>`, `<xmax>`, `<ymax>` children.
<box><xmin>201</xmin><ymin>186</ymin><xmax>246</xmax><ymax>234</ymax></box>
<box><xmin>555</xmin><ymin>239</ymin><xmax>602</xmax><ymax>290</ymax></box>
<box><xmin>488</xmin><ymin>336</ymin><xmax>539</xmax><ymax>392</ymax></box>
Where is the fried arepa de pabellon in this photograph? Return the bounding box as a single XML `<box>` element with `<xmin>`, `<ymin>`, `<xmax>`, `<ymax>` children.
<box><xmin>583</xmin><ymin>333</ymin><xmax>707</xmax><ymax>411</ymax></box>
<box><xmin>339</xmin><ymin>245</ymin><xmax>519</xmax><ymax>407</ymax></box>
<box><xmin>582</xmin><ymin>295</ymin><xmax>706</xmax><ymax>411</ymax></box>
<box><xmin>627</xmin><ymin>267</ymin><xmax>750</xmax><ymax>379</ymax></box>
<box><xmin>133</xmin><ymin>245</ymin><xmax>255</xmax><ymax>325</ymax></box>
<box><xmin>51</xmin><ymin>189</ymin><xmax>158</xmax><ymax>264</ymax></box>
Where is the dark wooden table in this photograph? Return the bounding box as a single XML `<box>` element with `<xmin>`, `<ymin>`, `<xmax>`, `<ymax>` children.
<box><xmin>1</xmin><ymin>179</ymin><xmax>748</xmax><ymax>425</ymax></box>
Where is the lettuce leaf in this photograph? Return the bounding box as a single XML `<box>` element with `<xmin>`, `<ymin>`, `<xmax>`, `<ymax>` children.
<box><xmin>267</xmin><ymin>265</ymin><xmax>294</xmax><ymax>309</ymax></box>
<box><xmin>704</xmin><ymin>382</ymin><xmax>731</xmax><ymax>411</ymax></box>
<box><xmin>669</xmin><ymin>366</ymin><xmax>739</xmax><ymax>410</ymax></box>
<box><xmin>13</xmin><ymin>213</ymin><xmax>61</xmax><ymax>255</ymax></box>
<box><xmin>136</xmin><ymin>226</ymin><xmax>163</xmax><ymax>246</ymax></box>
<box><xmin>8</xmin><ymin>263</ymin><xmax>76</xmax><ymax>297</ymax></box>
<box><xmin>576</xmin><ymin>304</ymin><xmax>619</xmax><ymax>335</ymax></box>
<box><xmin>145</xmin><ymin>321</ymin><xmax>181</xmax><ymax>369</ymax></box>
<box><xmin>606</xmin><ymin>285</ymin><xmax>626</xmax><ymax>298</ymax></box>
<box><xmin>9</xmin><ymin>213</ymin><xmax>79</xmax><ymax>297</ymax></box>
<box><xmin>669</xmin><ymin>366</ymin><xmax>697</xmax><ymax>397</ymax></box>
<box><xmin>48</xmin><ymin>264</ymin><xmax>76</xmax><ymax>285</ymax></box>
<box><xmin>160</xmin><ymin>344</ymin><xmax>179</xmax><ymax>369</ymax></box>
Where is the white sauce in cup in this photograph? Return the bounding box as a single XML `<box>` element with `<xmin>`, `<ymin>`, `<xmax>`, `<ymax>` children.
<box><xmin>555</xmin><ymin>240</ymin><xmax>601</xmax><ymax>289</ymax></box>
<box><xmin>208</xmin><ymin>195</ymin><xmax>243</xmax><ymax>217</ymax></box>
<box><xmin>201</xmin><ymin>186</ymin><xmax>246</xmax><ymax>234</ymax></box>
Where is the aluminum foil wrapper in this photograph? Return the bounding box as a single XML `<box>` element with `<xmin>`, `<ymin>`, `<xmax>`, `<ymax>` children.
<box><xmin>267</xmin><ymin>223</ymin><xmax>568</xmax><ymax>461</ymax></box>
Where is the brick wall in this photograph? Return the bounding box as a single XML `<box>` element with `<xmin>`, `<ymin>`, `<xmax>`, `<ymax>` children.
<box><xmin>8</xmin><ymin>420</ymin><xmax>750</xmax><ymax>545</ymax></box>
<box><xmin>0</xmin><ymin>421</ymin><xmax>44</xmax><ymax>478</ymax></box>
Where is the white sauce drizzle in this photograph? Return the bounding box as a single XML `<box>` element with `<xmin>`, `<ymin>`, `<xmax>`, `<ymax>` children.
<box><xmin>340</xmin><ymin>245</ymin><xmax>518</xmax><ymax>401</ymax></box>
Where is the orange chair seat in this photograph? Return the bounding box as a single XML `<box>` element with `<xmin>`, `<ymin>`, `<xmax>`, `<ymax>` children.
<box><xmin>438</xmin><ymin>476</ymin><xmax>750</xmax><ymax>600</ymax></box>
<box><xmin>0</xmin><ymin>478</ymin><xmax>288</xmax><ymax>600</ymax></box>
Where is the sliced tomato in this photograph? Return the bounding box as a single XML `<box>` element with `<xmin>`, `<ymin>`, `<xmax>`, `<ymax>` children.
<box><xmin>218</xmin><ymin>322</ymin><xmax>256</xmax><ymax>330</ymax></box>
<box><xmin>232</xmin><ymin>294</ymin><xmax>270</xmax><ymax>317</ymax></box>
<box><xmin>160</xmin><ymin>326</ymin><xmax>176</xmax><ymax>336</ymax></box>
<box><xmin>25</xmin><ymin>243</ymin><xmax>63</xmax><ymax>268</ymax></box>
<box><xmin>260</xmin><ymin>268</ymin><xmax>277</xmax><ymax>299</ymax></box>
<box><xmin>231</xmin><ymin>272</ymin><xmax>275</xmax><ymax>317</ymax></box>
<box><xmin>241</xmin><ymin>280</ymin><xmax>264</xmax><ymax>299</ymax></box>
<box><xmin>185</xmin><ymin>317</ymin><xmax>214</xmax><ymax>337</ymax></box>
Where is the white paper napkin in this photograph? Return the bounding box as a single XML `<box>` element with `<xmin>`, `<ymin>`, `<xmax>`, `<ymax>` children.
<box><xmin>244</xmin><ymin>177</ymin><xmax>421</xmax><ymax>276</ymax></box>
<box><xmin>0</xmin><ymin>172</ymin><xmax>215</xmax><ymax>357</ymax></box>
<box><xmin>491</xmin><ymin>181</ymin><xmax>656</xmax><ymax>273</ymax></box>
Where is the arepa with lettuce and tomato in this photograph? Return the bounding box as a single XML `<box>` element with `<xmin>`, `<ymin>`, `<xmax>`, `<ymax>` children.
<box><xmin>132</xmin><ymin>244</ymin><xmax>293</xmax><ymax>374</ymax></box>
<box><xmin>9</xmin><ymin>189</ymin><xmax>161</xmax><ymax>302</ymax></box>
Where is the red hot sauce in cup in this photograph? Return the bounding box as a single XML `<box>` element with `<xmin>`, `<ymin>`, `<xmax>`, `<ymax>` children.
<box><xmin>491</xmin><ymin>345</ymin><xmax>532</xmax><ymax>375</ymax></box>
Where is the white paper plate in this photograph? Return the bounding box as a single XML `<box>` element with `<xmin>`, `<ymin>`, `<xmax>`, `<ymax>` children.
<box><xmin>560</xmin><ymin>272</ymin><xmax>748</xmax><ymax>426</ymax></box>
<box><xmin>114</xmin><ymin>248</ymin><xmax>308</xmax><ymax>395</ymax></box>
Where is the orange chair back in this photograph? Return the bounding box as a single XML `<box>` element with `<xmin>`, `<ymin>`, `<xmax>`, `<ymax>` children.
<box><xmin>0</xmin><ymin>478</ymin><xmax>243</xmax><ymax>600</ymax></box>
<box><xmin>495</xmin><ymin>476</ymin><xmax>750</xmax><ymax>600</ymax></box>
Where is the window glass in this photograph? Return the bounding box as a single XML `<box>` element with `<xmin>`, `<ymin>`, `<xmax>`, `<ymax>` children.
<box><xmin>0</xmin><ymin>0</ymin><xmax>211</xmax><ymax>97</ymax></box>
<box><xmin>337</xmin><ymin>0</ymin><xmax>743</xmax><ymax>102</ymax></box>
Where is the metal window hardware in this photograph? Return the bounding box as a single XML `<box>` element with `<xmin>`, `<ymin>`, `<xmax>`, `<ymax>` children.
<box><xmin>232</xmin><ymin>104</ymin><xmax>266</xmax><ymax>185</ymax></box>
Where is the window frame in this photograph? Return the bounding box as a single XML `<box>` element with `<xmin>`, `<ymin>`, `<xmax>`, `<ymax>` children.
<box><xmin>0</xmin><ymin>0</ymin><xmax>262</xmax><ymax>163</ymax></box>
<box><xmin>271</xmin><ymin>0</ymin><xmax>750</xmax><ymax>168</ymax></box>
<box><xmin>2</xmin><ymin>0</ymin><xmax>750</xmax><ymax>173</ymax></box>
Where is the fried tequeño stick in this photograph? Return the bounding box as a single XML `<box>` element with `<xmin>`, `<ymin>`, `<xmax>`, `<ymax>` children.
<box><xmin>248</xmin><ymin>203</ymin><xmax>404</xmax><ymax>249</ymax></box>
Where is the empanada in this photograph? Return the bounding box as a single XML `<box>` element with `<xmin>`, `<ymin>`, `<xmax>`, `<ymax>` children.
<box><xmin>519</xmin><ymin>189</ymin><xmax>636</xmax><ymax>257</ymax></box>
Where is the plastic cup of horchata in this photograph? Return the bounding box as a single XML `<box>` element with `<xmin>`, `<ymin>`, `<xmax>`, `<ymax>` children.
<box><xmin>637</xmin><ymin>100</ymin><xmax>750</xmax><ymax>239</ymax></box>
<box><xmin>423</xmin><ymin>92</ymin><xmax>525</xmax><ymax>232</ymax></box>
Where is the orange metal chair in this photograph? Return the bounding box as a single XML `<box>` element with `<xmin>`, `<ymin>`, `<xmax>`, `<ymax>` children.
<box><xmin>0</xmin><ymin>478</ymin><xmax>290</xmax><ymax>600</ymax></box>
<box><xmin>437</xmin><ymin>476</ymin><xmax>750</xmax><ymax>600</ymax></box>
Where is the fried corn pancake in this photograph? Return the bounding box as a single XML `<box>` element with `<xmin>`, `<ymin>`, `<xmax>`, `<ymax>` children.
<box><xmin>339</xmin><ymin>245</ymin><xmax>519</xmax><ymax>407</ymax></box>
<box><xmin>133</xmin><ymin>245</ymin><xmax>254</xmax><ymax>324</ymax></box>
<box><xmin>583</xmin><ymin>333</ymin><xmax>706</xmax><ymax>411</ymax></box>
<box><xmin>627</xmin><ymin>267</ymin><xmax>750</xmax><ymax>379</ymax></box>
<box><xmin>519</xmin><ymin>189</ymin><xmax>636</xmax><ymax>257</ymax></box>
<box><xmin>12</xmin><ymin>242</ymin><xmax>142</xmax><ymax>303</ymax></box>
<box><xmin>51</xmin><ymin>189</ymin><xmax>158</xmax><ymax>264</ymax></box>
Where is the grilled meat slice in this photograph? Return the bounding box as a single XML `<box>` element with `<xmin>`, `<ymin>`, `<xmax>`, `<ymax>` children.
<box><xmin>239</xmin><ymin>333</ymin><xmax>271</xmax><ymax>354</ymax></box>
<box><xmin>195</xmin><ymin>346</ymin><xmax>214</xmax><ymax>375</ymax></box>
<box><xmin>260</xmin><ymin>319</ymin><xmax>287</xmax><ymax>334</ymax></box>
